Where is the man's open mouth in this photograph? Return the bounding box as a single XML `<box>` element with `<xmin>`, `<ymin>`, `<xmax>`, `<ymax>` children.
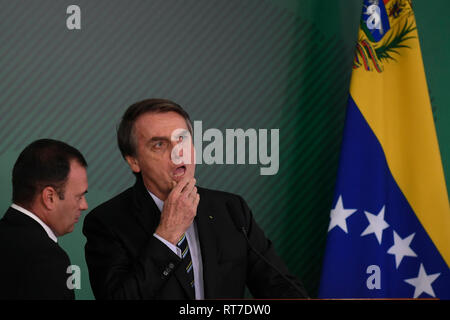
<box><xmin>173</xmin><ymin>165</ymin><xmax>186</xmax><ymax>177</ymax></box>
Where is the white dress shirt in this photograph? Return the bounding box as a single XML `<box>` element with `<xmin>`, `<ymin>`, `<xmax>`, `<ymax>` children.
<box><xmin>149</xmin><ymin>191</ymin><xmax>205</xmax><ymax>300</ymax></box>
<box><xmin>11</xmin><ymin>203</ymin><xmax>58</xmax><ymax>243</ymax></box>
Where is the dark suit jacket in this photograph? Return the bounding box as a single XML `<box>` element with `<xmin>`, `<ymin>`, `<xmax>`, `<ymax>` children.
<box><xmin>0</xmin><ymin>207</ymin><xmax>75</xmax><ymax>300</ymax></box>
<box><xmin>83</xmin><ymin>176</ymin><xmax>308</xmax><ymax>299</ymax></box>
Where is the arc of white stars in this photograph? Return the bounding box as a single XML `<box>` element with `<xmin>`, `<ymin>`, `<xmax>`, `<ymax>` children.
<box><xmin>360</xmin><ymin>205</ymin><xmax>389</xmax><ymax>245</ymax></box>
<box><xmin>387</xmin><ymin>231</ymin><xmax>417</xmax><ymax>269</ymax></box>
<box><xmin>328</xmin><ymin>195</ymin><xmax>357</xmax><ymax>233</ymax></box>
<box><xmin>404</xmin><ymin>264</ymin><xmax>440</xmax><ymax>298</ymax></box>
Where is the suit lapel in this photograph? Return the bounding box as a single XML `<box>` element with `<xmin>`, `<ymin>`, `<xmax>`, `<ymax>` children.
<box><xmin>130</xmin><ymin>176</ymin><xmax>161</xmax><ymax>237</ymax></box>
<box><xmin>131</xmin><ymin>176</ymin><xmax>197</xmax><ymax>299</ymax></box>
<box><xmin>195</xmin><ymin>188</ymin><xmax>220</xmax><ymax>299</ymax></box>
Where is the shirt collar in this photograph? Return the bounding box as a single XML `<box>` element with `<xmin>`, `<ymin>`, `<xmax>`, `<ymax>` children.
<box><xmin>147</xmin><ymin>190</ymin><xmax>164</xmax><ymax>212</ymax></box>
<box><xmin>11</xmin><ymin>204</ymin><xmax>58</xmax><ymax>243</ymax></box>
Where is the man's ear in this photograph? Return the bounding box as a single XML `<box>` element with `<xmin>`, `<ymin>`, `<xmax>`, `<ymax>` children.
<box><xmin>125</xmin><ymin>156</ymin><xmax>141</xmax><ymax>173</ymax></box>
<box><xmin>41</xmin><ymin>186</ymin><xmax>57</xmax><ymax>210</ymax></box>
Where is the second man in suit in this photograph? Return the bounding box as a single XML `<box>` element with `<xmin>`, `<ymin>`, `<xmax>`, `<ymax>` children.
<box><xmin>0</xmin><ymin>139</ymin><xmax>88</xmax><ymax>299</ymax></box>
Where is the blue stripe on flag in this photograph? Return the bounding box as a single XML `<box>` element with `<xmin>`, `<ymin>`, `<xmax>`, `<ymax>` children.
<box><xmin>319</xmin><ymin>96</ymin><xmax>450</xmax><ymax>299</ymax></box>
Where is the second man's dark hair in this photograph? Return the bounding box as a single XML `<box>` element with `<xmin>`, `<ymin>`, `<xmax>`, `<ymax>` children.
<box><xmin>12</xmin><ymin>139</ymin><xmax>87</xmax><ymax>207</ymax></box>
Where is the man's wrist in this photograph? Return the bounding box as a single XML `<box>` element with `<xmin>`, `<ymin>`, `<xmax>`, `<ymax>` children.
<box><xmin>154</xmin><ymin>228</ymin><xmax>181</xmax><ymax>245</ymax></box>
<box><xmin>153</xmin><ymin>233</ymin><xmax>182</xmax><ymax>258</ymax></box>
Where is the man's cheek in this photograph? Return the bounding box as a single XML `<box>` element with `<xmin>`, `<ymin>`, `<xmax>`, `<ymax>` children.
<box><xmin>187</xmin><ymin>164</ymin><xmax>196</xmax><ymax>178</ymax></box>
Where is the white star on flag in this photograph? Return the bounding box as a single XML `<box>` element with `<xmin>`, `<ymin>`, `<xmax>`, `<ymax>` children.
<box><xmin>387</xmin><ymin>231</ymin><xmax>417</xmax><ymax>269</ymax></box>
<box><xmin>360</xmin><ymin>205</ymin><xmax>389</xmax><ymax>244</ymax></box>
<box><xmin>328</xmin><ymin>195</ymin><xmax>357</xmax><ymax>233</ymax></box>
<box><xmin>404</xmin><ymin>264</ymin><xmax>440</xmax><ymax>298</ymax></box>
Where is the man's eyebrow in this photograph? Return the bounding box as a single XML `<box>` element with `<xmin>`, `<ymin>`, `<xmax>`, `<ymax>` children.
<box><xmin>147</xmin><ymin>136</ymin><xmax>171</xmax><ymax>143</ymax></box>
<box><xmin>78</xmin><ymin>190</ymin><xmax>88</xmax><ymax>197</ymax></box>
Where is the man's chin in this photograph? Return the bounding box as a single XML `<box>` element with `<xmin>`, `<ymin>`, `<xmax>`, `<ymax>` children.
<box><xmin>65</xmin><ymin>225</ymin><xmax>76</xmax><ymax>235</ymax></box>
<box><xmin>172</xmin><ymin>175</ymin><xmax>184</xmax><ymax>183</ymax></box>
<box><xmin>170</xmin><ymin>177</ymin><xmax>193</xmax><ymax>190</ymax></box>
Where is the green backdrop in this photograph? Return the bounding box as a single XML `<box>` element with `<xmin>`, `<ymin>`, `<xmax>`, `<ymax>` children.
<box><xmin>0</xmin><ymin>0</ymin><xmax>448</xmax><ymax>299</ymax></box>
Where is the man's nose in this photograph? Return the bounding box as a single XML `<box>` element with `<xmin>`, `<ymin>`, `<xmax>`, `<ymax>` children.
<box><xmin>170</xmin><ymin>140</ymin><xmax>184</xmax><ymax>160</ymax></box>
<box><xmin>80</xmin><ymin>197</ymin><xmax>88</xmax><ymax>211</ymax></box>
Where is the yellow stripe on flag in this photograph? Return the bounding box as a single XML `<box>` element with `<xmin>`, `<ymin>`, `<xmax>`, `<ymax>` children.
<box><xmin>350</xmin><ymin>1</ymin><xmax>450</xmax><ymax>267</ymax></box>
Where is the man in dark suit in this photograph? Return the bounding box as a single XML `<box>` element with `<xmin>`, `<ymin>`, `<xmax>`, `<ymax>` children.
<box><xmin>0</xmin><ymin>139</ymin><xmax>89</xmax><ymax>300</ymax></box>
<box><xmin>83</xmin><ymin>99</ymin><xmax>308</xmax><ymax>299</ymax></box>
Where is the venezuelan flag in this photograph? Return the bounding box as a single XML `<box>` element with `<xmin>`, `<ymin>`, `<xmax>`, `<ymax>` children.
<box><xmin>319</xmin><ymin>0</ymin><xmax>450</xmax><ymax>299</ymax></box>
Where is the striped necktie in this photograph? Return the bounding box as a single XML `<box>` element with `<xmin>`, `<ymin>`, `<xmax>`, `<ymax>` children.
<box><xmin>177</xmin><ymin>233</ymin><xmax>195</xmax><ymax>297</ymax></box>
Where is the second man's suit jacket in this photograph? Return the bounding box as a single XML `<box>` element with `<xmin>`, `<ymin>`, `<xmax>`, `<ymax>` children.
<box><xmin>83</xmin><ymin>176</ymin><xmax>308</xmax><ymax>299</ymax></box>
<box><xmin>0</xmin><ymin>207</ymin><xmax>74</xmax><ymax>300</ymax></box>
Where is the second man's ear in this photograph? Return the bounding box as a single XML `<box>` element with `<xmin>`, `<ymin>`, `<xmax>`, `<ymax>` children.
<box><xmin>41</xmin><ymin>186</ymin><xmax>58</xmax><ymax>210</ymax></box>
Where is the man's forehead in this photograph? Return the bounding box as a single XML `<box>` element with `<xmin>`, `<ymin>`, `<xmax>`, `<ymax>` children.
<box><xmin>135</xmin><ymin>112</ymin><xmax>189</xmax><ymax>136</ymax></box>
<box><xmin>67</xmin><ymin>161</ymin><xmax>88</xmax><ymax>187</ymax></box>
<box><xmin>69</xmin><ymin>161</ymin><xmax>87</xmax><ymax>173</ymax></box>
